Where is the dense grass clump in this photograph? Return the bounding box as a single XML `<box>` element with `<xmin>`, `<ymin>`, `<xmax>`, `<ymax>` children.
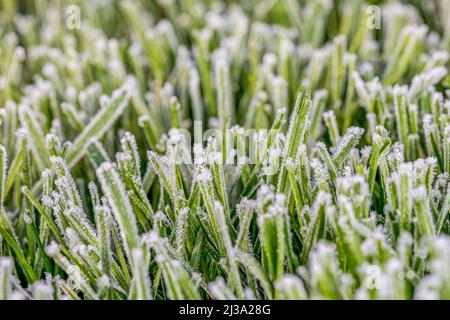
<box><xmin>0</xmin><ymin>0</ymin><xmax>450</xmax><ymax>300</ymax></box>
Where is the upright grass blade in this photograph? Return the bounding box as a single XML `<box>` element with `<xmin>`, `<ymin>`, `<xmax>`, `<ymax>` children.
<box><xmin>18</xmin><ymin>105</ymin><xmax>51</xmax><ymax>170</ymax></box>
<box><xmin>0</xmin><ymin>210</ymin><xmax>37</xmax><ymax>283</ymax></box>
<box><xmin>97</xmin><ymin>162</ymin><xmax>139</xmax><ymax>260</ymax></box>
<box><xmin>0</xmin><ymin>257</ymin><xmax>13</xmax><ymax>300</ymax></box>
<box><xmin>332</xmin><ymin>127</ymin><xmax>364</xmax><ymax>167</ymax></box>
<box><xmin>66</xmin><ymin>88</ymin><xmax>130</xmax><ymax>168</ymax></box>
<box><xmin>0</xmin><ymin>0</ymin><xmax>449</xmax><ymax>302</ymax></box>
<box><xmin>300</xmin><ymin>192</ymin><xmax>330</xmax><ymax>264</ymax></box>
<box><xmin>130</xmin><ymin>248</ymin><xmax>152</xmax><ymax>300</ymax></box>
<box><xmin>0</xmin><ymin>145</ymin><xmax>6</xmax><ymax>210</ymax></box>
<box><xmin>277</xmin><ymin>89</ymin><xmax>311</xmax><ymax>194</ymax></box>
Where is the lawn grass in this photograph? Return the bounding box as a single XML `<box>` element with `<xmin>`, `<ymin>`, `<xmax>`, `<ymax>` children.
<box><xmin>0</xmin><ymin>0</ymin><xmax>450</xmax><ymax>300</ymax></box>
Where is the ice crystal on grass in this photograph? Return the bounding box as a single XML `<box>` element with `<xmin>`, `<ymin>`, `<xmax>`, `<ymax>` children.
<box><xmin>0</xmin><ymin>0</ymin><xmax>450</xmax><ymax>301</ymax></box>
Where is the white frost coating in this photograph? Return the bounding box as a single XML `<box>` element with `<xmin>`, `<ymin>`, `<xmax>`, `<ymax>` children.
<box><xmin>411</xmin><ymin>185</ymin><xmax>427</xmax><ymax>201</ymax></box>
<box><xmin>0</xmin><ymin>257</ymin><xmax>12</xmax><ymax>269</ymax></box>
<box><xmin>142</xmin><ymin>230</ymin><xmax>159</xmax><ymax>246</ymax></box>
<box><xmin>409</xmin><ymin>67</ymin><xmax>448</xmax><ymax>99</ymax></box>
<box><xmin>423</xmin><ymin>114</ymin><xmax>435</xmax><ymax>133</ymax></box>
<box><xmin>32</xmin><ymin>281</ymin><xmax>54</xmax><ymax>300</ymax></box>
<box><xmin>96</xmin><ymin>161</ymin><xmax>139</xmax><ymax>258</ymax></box>
<box><xmin>195</xmin><ymin>166</ymin><xmax>213</xmax><ymax>183</ymax></box>
<box><xmin>361</xmin><ymin>238</ymin><xmax>377</xmax><ymax>256</ymax></box>
<box><xmin>97</xmin><ymin>274</ymin><xmax>110</xmax><ymax>290</ymax></box>
<box><xmin>45</xmin><ymin>241</ymin><xmax>60</xmax><ymax>257</ymax></box>
<box><xmin>275</xmin><ymin>274</ymin><xmax>307</xmax><ymax>299</ymax></box>
<box><xmin>333</xmin><ymin>127</ymin><xmax>364</xmax><ymax>158</ymax></box>
<box><xmin>45</xmin><ymin>133</ymin><xmax>61</xmax><ymax>149</ymax></box>
<box><xmin>65</xmin><ymin>227</ymin><xmax>80</xmax><ymax>248</ymax></box>
<box><xmin>23</xmin><ymin>213</ymin><xmax>32</xmax><ymax>224</ymax></box>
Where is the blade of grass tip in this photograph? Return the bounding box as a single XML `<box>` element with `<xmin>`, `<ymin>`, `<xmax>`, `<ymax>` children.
<box><xmin>29</xmin><ymin>211</ymin><xmax>52</xmax><ymax>274</ymax></box>
<box><xmin>131</xmin><ymin>248</ymin><xmax>152</xmax><ymax>300</ymax></box>
<box><xmin>277</xmin><ymin>88</ymin><xmax>311</xmax><ymax>194</ymax></box>
<box><xmin>300</xmin><ymin>192</ymin><xmax>330</xmax><ymax>264</ymax></box>
<box><xmin>235</xmin><ymin>199</ymin><xmax>255</xmax><ymax>251</ymax></box>
<box><xmin>285</xmin><ymin>158</ymin><xmax>306</xmax><ymax>226</ymax></box>
<box><xmin>316</xmin><ymin>142</ymin><xmax>339</xmax><ymax>182</ymax></box>
<box><xmin>18</xmin><ymin>104</ymin><xmax>51</xmax><ymax>170</ymax></box>
<box><xmin>235</xmin><ymin>250</ymin><xmax>273</xmax><ymax>299</ymax></box>
<box><xmin>189</xmin><ymin>228</ymin><xmax>203</xmax><ymax>271</ymax></box>
<box><xmin>152</xmin><ymin>250</ymin><xmax>184</xmax><ymax>300</ymax></box>
<box><xmin>436</xmin><ymin>182</ymin><xmax>450</xmax><ymax>234</ymax></box>
<box><xmin>120</xmin><ymin>132</ymin><xmax>141</xmax><ymax>180</ymax></box>
<box><xmin>45</xmin><ymin>133</ymin><xmax>64</xmax><ymax>158</ymax></box>
<box><xmin>50</xmin><ymin>156</ymin><xmax>85</xmax><ymax>212</ymax></box>
<box><xmin>63</xmin><ymin>207</ymin><xmax>97</xmax><ymax>246</ymax></box>
<box><xmin>2</xmin><ymin>102</ymin><xmax>16</xmax><ymax>155</ymax></box>
<box><xmin>213</xmin><ymin>201</ymin><xmax>244</xmax><ymax>299</ymax></box>
<box><xmin>144</xmin><ymin>231</ymin><xmax>199</xmax><ymax>300</ymax></box>
<box><xmin>383</xmin><ymin>26</ymin><xmax>427</xmax><ymax>86</ymax></box>
<box><xmin>208</xmin><ymin>277</ymin><xmax>237</xmax><ymax>300</ymax></box>
<box><xmin>368</xmin><ymin>127</ymin><xmax>391</xmax><ymax>194</ymax></box>
<box><xmin>24</xmin><ymin>208</ymin><xmax>37</xmax><ymax>268</ymax></box>
<box><xmin>423</xmin><ymin>115</ymin><xmax>444</xmax><ymax>172</ymax></box>
<box><xmin>412</xmin><ymin>186</ymin><xmax>435</xmax><ymax>236</ymax></box>
<box><xmin>4</xmin><ymin>129</ymin><xmax>27</xmax><ymax>198</ymax></box>
<box><xmin>0</xmin><ymin>209</ymin><xmax>36</xmax><ymax>283</ymax></box>
<box><xmin>398</xmin><ymin>163</ymin><xmax>413</xmax><ymax>232</ymax></box>
<box><xmin>393</xmin><ymin>87</ymin><xmax>410</xmax><ymax>157</ymax></box>
<box><xmin>57</xmin><ymin>279</ymin><xmax>81</xmax><ymax>300</ymax></box>
<box><xmin>297</xmin><ymin>144</ymin><xmax>311</xmax><ymax>206</ymax></box>
<box><xmin>169</xmin><ymin>96</ymin><xmax>181</xmax><ymax>129</ymax></box>
<box><xmin>189</xmin><ymin>67</ymin><xmax>204</xmax><ymax>124</ymax></box>
<box><xmin>271</xmin><ymin>76</ymin><xmax>288</xmax><ymax>113</ymax></box>
<box><xmin>310</xmin><ymin>90</ymin><xmax>328</xmax><ymax>142</ymax></box>
<box><xmin>45</xmin><ymin>242</ymin><xmax>98</xmax><ymax>299</ymax></box>
<box><xmin>61</xmin><ymin>102</ymin><xmax>85</xmax><ymax>131</ymax></box>
<box><xmin>175</xmin><ymin>207</ymin><xmax>189</xmax><ymax>258</ymax></box>
<box><xmin>88</xmin><ymin>182</ymin><xmax>100</xmax><ymax>208</ymax></box>
<box><xmin>257</xmin><ymin>187</ymin><xmax>286</xmax><ymax>281</ymax></box>
<box><xmin>332</xmin><ymin>126</ymin><xmax>364</xmax><ymax>167</ymax></box>
<box><xmin>240</xmin><ymin>108</ymin><xmax>286</xmax><ymax>199</ymax></box>
<box><xmin>275</xmin><ymin>274</ymin><xmax>307</xmax><ymax>300</ymax></box>
<box><xmin>215</xmin><ymin>53</ymin><xmax>233</xmax><ymax>127</ymax></box>
<box><xmin>443</xmin><ymin>126</ymin><xmax>450</xmax><ymax>173</ymax></box>
<box><xmin>353</xmin><ymin>71</ymin><xmax>372</xmax><ymax>111</ymax></box>
<box><xmin>323</xmin><ymin>110</ymin><xmax>341</xmax><ymax>147</ymax></box>
<box><xmin>193</xmin><ymin>29</ymin><xmax>215</xmax><ymax>116</ymax></box>
<box><xmin>21</xmin><ymin>186</ymin><xmax>64</xmax><ymax>245</ymax></box>
<box><xmin>148</xmin><ymin>151</ymin><xmax>185</xmax><ymax>210</ymax></box>
<box><xmin>331</xmin><ymin>35</ymin><xmax>346</xmax><ymax>110</ymax></box>
<box><xmin>142</xmin><ymin>165</ymin><xmax>156</xmax><ymax>193</ymax></box>
<box><xmin>97</xmin><ymin>162</ymin><xmax>140</xmax><ymax>261</ymax></box>
<box><xmin>0</xmin><ymin>145</ymin><xmax>6</xmax><ymax>210</ymax></box>
<box><xmin>210</xmin><ymin>152</ymin><xmax>231</xmax><ymax>225</ymax></box>
<box><xmin>110</xmin><ymin>223</ymin><xmax>132</xmax><ymax>285</ymax></box>
<box><xmin>119</xmin><ymin>151</ymin><xmax>154</xmax><ymax>224</ymax></box>
<box><xmin>87</xmin><ymin>139</ymin><xmax>111</xmax><ymax>169</ymax></box>
<box><xmin>139</xmin><ymin>115</ymin><xmax>161</xmax><ymax>153</ymax></box>
<box><xmin>65</xmin><ymin>85</ymin><xmax>131</xmax><ymax>169</ymax></box>
<box><xmin>408</xmin><ymin>103</ymin><xmax>419</xmax><ymax>158</ymax></box>
<box><xmin>311</xmin><ymin>158</ymin><xmax>331</xmax><ymax>193</ymax></box>
<box><xmin>195</xmin><ymin>166</ymin><xmax>225</xmax><ymax>254</ymax></box>
<box><xmin>0</xmin><ymin>257</ymin><xmax>13</xmax><ymax>300</ymax></box>
<box><xmin>31</xmin><ymin>281</ymin><xmax>54</xmax><ymax>300</ymax></box>
<box><xmin>343</xmin><ymin>54</ymin><xmax>356</xmax><ymax>131</ymax></box>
